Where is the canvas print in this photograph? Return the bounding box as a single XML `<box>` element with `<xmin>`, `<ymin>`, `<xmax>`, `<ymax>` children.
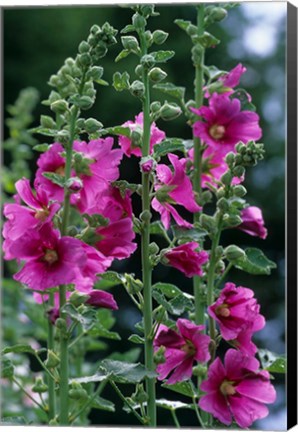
<box><xmin>2</xmin><ymin>2</ymin><xmax>288</xmax><ymax>430</ymax></box>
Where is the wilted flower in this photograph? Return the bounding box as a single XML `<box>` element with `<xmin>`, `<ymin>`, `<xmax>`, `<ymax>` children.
<box><xmin>154</xmin><ymin>319</ymin><xmax>210</xmax><ymax>384</ymax></box>
<box><xmin>163</xmin><ymin>242</ymin><xmax>208</xmax><ymax>278</ymax></box>
<box><xmin>199</xmin><ymin>349</ymin><xmax>276</xmax><ymax>428</ymax></box>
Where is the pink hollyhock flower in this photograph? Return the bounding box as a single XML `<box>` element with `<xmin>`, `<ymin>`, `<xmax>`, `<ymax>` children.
<box><xmin>192</xmin><ymin>93</ymin><xmax>262</xmax><ymax>155</ymax></box>
<box><xmin>188</xmin><ymin>146</ymin><xmax>243</xmax><ymax>189</ymax></box>
<box><xmin>87</xmin><ymin>187</ymin><xmax>137</xmax><ymax>260</ymax></box>
<box><xmin>152</xmin><ymin>153</ymin><xmax>201</xmax><ymax>229</ymax></box>
<box><xmin>154</xmin><ymin>319</ymin><xmax>211</xmax><ymax>384</ymax></box>
<box><xmin>85</xmin><ymin>290</ymin><xmax>118</xmax><ymax>310</ymax></box>
<box><xmin>219</xmin><ymin>63</ymin><xmax>247</xmax><ymax>91</ymax></box>
<box><xmin>164</xmin><ymin>242</ymin><xmax>209</xmax><ymax>278</ymax></box>
<box><xmin>238</xmin><ymin>206</ymin><xmax>267</xmax><ymax>239</ymax></box>
<box><xmin>34</xmin><ymin>143</ymin><xmax>67</xmax><ymax>202</ymax></box>
<box><xmin>199</xmin><ymin>349</ymin><xmax>276</xmax><ymax>428</ymax></box>
<box><xmin>10</xmin><ymin>223</ymin><xmax>87</xmax><ymax>291</ymax></box>
<box><xmin>208</xmin><ymin>282</ymin><xmax>265</xmax><ymax>355</ymax></box>
<box><xmin>3</xmin><ymin>178</ymin><xmax>60</xmax><ymax>245</ymax></box>
<box><xmin>119</xmin><ymin>112</ymin><xmax>165</xmax><ymax>157</ymax></box>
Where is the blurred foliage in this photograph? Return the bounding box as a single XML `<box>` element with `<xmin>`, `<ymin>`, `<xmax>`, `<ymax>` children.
<box><xmin>3</xmin><ymin>3</ymin><xmax>286</xmax><ymax>428</ymax></box>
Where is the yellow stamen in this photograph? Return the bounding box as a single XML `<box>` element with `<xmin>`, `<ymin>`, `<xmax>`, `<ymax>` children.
<box><xmin>209</xmin><ymin>124</ymin><xmax>226</xmax><ymax>140</ymax></box>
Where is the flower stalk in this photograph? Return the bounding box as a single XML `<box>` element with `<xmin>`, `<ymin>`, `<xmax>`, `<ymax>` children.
<box><xmin>47</xmin><ymin>291</ymin><xmax>56</xmax><ymax>421</ymax></box>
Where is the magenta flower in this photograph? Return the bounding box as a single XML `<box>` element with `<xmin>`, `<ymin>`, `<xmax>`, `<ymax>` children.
<box><xmin>119</xmin><ymin>112</ymin><xmax>165</xmax><ymax>157</ymax></box>
<box><xmin>164</xmin><ymin>242</ymin><xmax>208</xmax><ymax>278</ymax></box>
<box><xmin>208</xmin><ymin>282</ymin><xmax>265</xmax><ymax>355</ymax></box>
<box><xmin>199</xmin><ymin>349</ymin><xmax>276</xmax><ymax>428</ymax></box>
<box><xmin>188</xmin><ymin>146</ymin><xmax>243</xmax><ymax>189</ymax></box>
<box><xmin>152</xmin><ymin>153</ymin><xmax>201</xmax><ymax>229</ymax></box>
<box><xmin>238</xmin><ymin>206</ymin><xmax>268</xmax><ymax>239</ymax></box>
<box><xmin>154</xmin><ymin>319</ymin><xmax>211</xmax><ymax>384</ymax></box>
<box><xmin>85</xmin><ymin>290</ymin><xmax>118</xmax><ymax>310</ymax></box>
<box><xmin>192</xmin><ymin>93</ymin><xmax>262</xmax><ymax>155</ymax></box>
<box><xmin>3</xmin><ymin>178</ymin><xmax>60</xmax><ymax>247</ymax></box>
<box><xmin>219</xmin><ymin>63</ymin><xmax>247</xmax><ymax>91</ymax></box>
<box><xmin>10</xmin><ymin>223</ymin><xmax>87</xmax><ymax>291</ymax></box>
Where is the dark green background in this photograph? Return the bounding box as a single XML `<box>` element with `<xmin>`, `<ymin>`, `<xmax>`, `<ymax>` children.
<box><xmin>3</xmin><ymin>3</ymin><xmax>286</xmax><ymax>429</ymax></box>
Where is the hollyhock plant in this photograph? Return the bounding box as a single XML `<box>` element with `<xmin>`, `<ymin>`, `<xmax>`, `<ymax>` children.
<box><xmin>192</xmin><ymin>93</ymin><xmax>262</xmax><ymax>155</ymax></box>
<box><xmin>119</xmin><ymin>112</ymin><xmax>165</xmax><ymax>157</ymax></box>
<box><xmin>199</xmin><ymin>349</ymin><xmax>276</xmax><ymax>428</ymax></box>
<box><xmin>163</xmin><ymin>242</ymin><xmax>209</xmax><ymax>278</ymax></box>
<box><xmin>208</xmin><ymin>282</ymin><xmax>265</xmax><ymax>355</ymax></box>
<box><xmin>152</xmin><ymin>153</ymin><xmax>201</xmax><ymax>229</ymax></box>
<box><xmin>3</xmin><ymin>178</ymin><xmax>60</xmax><ymax>244</ymax></box>
<box><xmin>7</xmin><ymin>223</ymin><xmax>88</xmax><ymax>291</ymax></box>
<box><xmin>154</xmin><ymin>319</ymin><xmax>211</xmax><ymax>384</ymax></box>
<box><xmin>238</xmin><ymin>206</ymin><xmax>268</xmax><ymax>239</ymax></box>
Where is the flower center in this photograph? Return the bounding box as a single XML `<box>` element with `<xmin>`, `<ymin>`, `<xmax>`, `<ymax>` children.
<box><xmin>182</xmin><ymin>339</ymin><xmax>196</xmax><ymax>357</ymax></box>
<box><xmin>34</xmin><ymin>208</ymin><xmax>50</xmax><ymax>222</ymax></box>
<box><xmin>43</xmin><ymin>249</ymin><xmax>59</xmax><ymax>265</ymax></box>
<box><xmin>55</xmin><ymin>165</ymin><xmax>65</xmax><ymax>176</ymax></box>
<box><xmin>220</xmin><ymin>380</ymin><xmax>236</xmax><ymax>396</ymax></box>
<box><xmin>215</xmin><ymin>303</ymin><xmax>230</xmax><ymax>318</ymax></box>
<box><xmin>209</xmin><ymin>124</ymin><xmax>226</xmax><ymax>140</ymax></box>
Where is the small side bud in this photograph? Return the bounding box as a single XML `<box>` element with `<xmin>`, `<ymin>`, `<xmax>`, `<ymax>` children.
<box><xmin>84</xmin><ymin>117</ymin><xmax>103</xmax><ymax>133</ymax></box>
<box><xmin>233</xmin><ymin>185</ymin><xmax>247</xmax><ymax>198</ymax></box>
<box><xmin>45</xmin><ymin>350</ymin><xmax>60</xmax><ymax>368</ymax></box>
<box><xmin>78</xmin><ymin>40</ymin><xmax>90</xmax><ymax>54</ymax></box>
<box><xmin>140</xmin><ymin>156</ymin><xmax>154</xmax><ymax>173</ymax></box>
<box><xmin>40</xmin><ymin>115</ymin><xmax>56</xmax><ymax>129</ymax></box>
<box><xmin>225</xmin><ymin>245</ymin><xmax>246</xmax><ymax>261</ymax></box>
<box><xmin>129</xmin><ymin>80</ymin><xmax>145</xmax><ymax>98</ymax></box>
<box><xmin>160</xmin><ymin>103</ymin><xmax>182</xmax><ymax>121</ymax></box>
<box><xmin>65</xmin><ymin>177</ymin><xmax>83</xmax><ymax>193</ymax></box>
<box><xmin>32</xmin><ymin>377</ymin><xmax>48</xmax><ymax>393</ymax></box>
<box><xmin>152</xmin><ymin>30</ymin><xmax>168</xmax><ymax>45</ymax></box>
<box><xmin>50</xmin><ymin>99</ymin><xmax>68</xmax><ymax>114</ymax></box>
<box><xmin>140</xmin><ymin>210</ymin><xmax>152</xmax><ymax>223</ymax></box>
<box><xmin>148</xmin><ymin>67</ymin><xmax>167</xmax><ymax>83</ymax></box>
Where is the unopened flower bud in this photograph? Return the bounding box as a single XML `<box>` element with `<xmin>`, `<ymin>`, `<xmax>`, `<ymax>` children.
<box><xmin>124</xmin><ymin>273</ymin><xmax>143</xmax><ymax>294</ymax></box>
<box><xmin>193</xmin><ymin>364</ymin><xmax>208</xmax><ymax>377</ymax></box>
<box><xmin>135</xmin><ymin>64</ymin><xmax>143</xmax><ymax>78</ymax></box>
<box><xmin>221</xmin><ymin>171</ymin><xmax>232</xmax><ymax>186</ymax></box>
<box><xmin>160</xmin><ymin>103</ymin><xmax>182</xmax><ymax>121</ymax></box>
<box><xmin>233</xmin><ymin>166</ymin><xmax>246</xmax><ymax>178</ymax></box>
<box><xmin>140</xmin><ymin>156</ymin><xmax>154</xmax><ymax>173</ymax></box>
<box><xmin>129</xmin><ymin>80</ymin><xmax>145</xmax><ymax>98</ymax></box>
<box><xmin>140</xmin><ymin>54</ymin><xmax>155</xmax><ymax>69</ymax></box>
<box><xmin>215</xmin><ymin>259</ymin><xmax>226</xmax><ymax>273</ymax></box>
<box><xmin>233</xmin><ymin>185</ymin><xmax>247</xmax><ymax>198</ymax></box>
<box><xmin>200</xmin><ymin>214</ymin><xmax>216</xmax><ymax>233</ymax></box>
<box><xmin>78</xmin><ymin>41</ymin><xmax>90</xmax><ymax>54</ymax></box>
<box><xmin>225</xmin><ymin>214</ymin><xmax>243</xmax><ymax>227</ymax></box>
<box><xmin>148</xmin><ymin>67</ymin><xmax>167</xmax><ymax>83</ymax></box>
<box><xmin>50</xmin><ymin>99</ymin><xmax>68</xmax><ymax>114</ymax></box>
<box><xmin>78</xmin><ymin>95</ymin><xmax>94</xmax><ymax>110</ymax></box>
<box><xmin>148</xmin><ymin>242</ymin><xmax>159</xmax><ymax>255</ymax></box>
<box><xmin>90</xmin><ymin>24</ymin><xmax>100</xmax><ymax>34</ymax></box>
<box><xmin>152</xmin><ymin>30</ymin><xmax>168</xmax><ymax>45</ymax></box>
<box><xmin>209</xmin><ymin>7</ymin><xmax>228</xmax><ymax>22</ymax></box>
<box><xmin>217</xmin><ymin>197</ymin><xmax>229</xmax><ymax>213</ymax></box>
<box><xmin>132</xmin><ymin>384</ymin><xmax>148</xmax><ymax>404</ymax></box>
<box><xmin>88</xmin><ymin>66</ymin><xmax>104</xmax><ymax>81</ymax></box>
<box><xmin>225</xmin><ymin>245</ymin><xmax>246</xmax><ymax>261</ymax></box>
<box><xmin>121</xmin><ymin>35</ymin><xmax>139</xmax><ymax>52</ymax></box>
<box><xmin>84</xmin><ymin>117</ymin><xmax>103</xmax><ymax>133</ymax></box>
<box><xmin>45</xmin><ymin>350</ymin><xmax>60</xmax><ymax>368</ymax></box>
<box><xmin>150</xmin><ymin>101</ymin><xmax>161</xmax><ymax>113</ymax></box>
<box><xmin>32</xmin><ymin>377</ymin><xmax>48</xmax><ymax>393</ymax></box>
<box><xmin>69</xmin><ymin>382</ymin><xmax>89</xmax><ymax>400</ymax></box>
<box><xmin>40</xmin><ymin>115</ymin><xmax>56</xmax><ymax>129</ymax></box>
<box><xmin>66</xmin><ymin>177</ymin><xmax>83</xmax><ymax>193</ymax></box>
<box><xmin>140</xmin><ymin>210</ymin><xmax>152</xmax><ymax>222</ymax></box>
<box><xmin>225</xmin><ymin>152</ymin><xmax>235</xmax><ymax>167</ymax></box>
<box><xmin>132</xmin><ymin>13</ymin><xmax>146</xmax><ymax>30</ymax></box>
<box><xmin>69</xmin><ymin>291</ymin><xmax>89</xmax><ymax>307</ymax></box>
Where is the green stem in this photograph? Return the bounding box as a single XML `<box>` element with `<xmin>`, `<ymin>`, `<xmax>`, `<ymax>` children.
<box><xmin>215</xmin><ymin>262</ymin><xmax>233</xmax><ymax>289</ymax></box>
<box><xmin>47</xmin><ymin>292</ymin><xmax>56</xmax><ymax>421</ymax></box>
<box><xmin>69</xmin><ymin>381</ymin><xmax>107</xmax><ymax>424</ymax></box>
<box><xmin>139</xmin><ymin>31</ymin><xmax>156</xmax><ymax>427</ymax></box>
<box><xmin>171</xmin><ymin>410</ymin><xmax>180</xmax><ymax>428</ymax></box>
<box><xmin>12</xmin><ymin>377</ymin><xmax>45</xmax><ymax>412</ymax></box>
<box><xmin>193</xmin><ymin>5</ymin><xmax>206</xmax><ymax>327</ymax></box>
<box><xmin>192</xmin><ymin>395</ymin><xmax>206</xmax><ymax>428</ymax></box>
<box><xmin>110</xmin><ymin>381</ymin><xmax>146</xmax><ymax>425</ymax></box>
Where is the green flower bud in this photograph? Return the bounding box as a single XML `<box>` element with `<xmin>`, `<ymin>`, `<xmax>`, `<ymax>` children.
<box><xmin>131</xmin><ymin>128</ymin><xmax>143</xmax><ymax>147</ymax></box>
<box><xmin>193</xmin><ymin>364</ymin><xmax>208</xmax><ymax>377</ymax></box>
<box><xmin>132</xmin><ymin>13</ymin><xmax>146</xmax><ymax>30</ymax></box>
<box><xmin>217</xmin><ymin>197</ymin><xmax>229</xmax><ymax>213</ymax></box>
<box><xmin>90</xmin><ymin>24</ymin><xmax>100</xmax><ymax>35</ymax></box>
<box><xmin>216</xmin><ymin>187</ymin><xmax>225</xmax><ymax>199</ymax></box>
<box><xmin>144</xmin><ymin>30</ymin><xmax>153</xmax><ymax>46</ymax></box>
<box><xmin>148</xmin><ymin>242</ymin><xmax>159</xmax><ymax>255</ymax></box>
<box><xmin>55</xmin><ymin>318</ymin><xmax>68</xmax><ymax>333</ymax></box>
<box><xmin>233</xmin><ymin>185</ymin><xmax>247</xmax><ymax>198</ymax></box>
<box><xmin>235</xmin><ymin>142</ymin><xmax>246</xmax><ymax>153</ymax></box>
<box><xmin>67</xmin><ymin>225</ymin><xmax>79</xmax><ymax>236</ymax></box>
<box><xmin>84</xmin><ymin>118</ymin><xmax>103</xmax><ymax>133</ymax></box>
<box><xmin>140</xmin><ymin>210</ymin><xmax>152</xmax><ymax>223</ymax></box>
<box><xmin>48</xmin><ymin>74</ymin><xmax>60</xmax><ymax>87</ymax></box>
<box><xmin>69</xmin><ymin>388</ymin><xmax>89</xmax><ymax>400</ymax></box>
<box><xmin>201</xmin><ymin>190</ymin><xmax>213</xmax><ymax>204</ymax></box>
<box><xmin>224</xmin><ymin>214</ymin><xmax>242</xmax><ymax>227</ymax></box>
<box><xmin>132</xmin><ymin>384</ymin><xmax>148</xmax><ymax>404</ymax></box>
<box><xmin>40</xmin><ymin>115</ymin><xmax>56</xmax><ymax>129</ymax></box>
<box><xmin>150</xmin><ymin>101</ymin><xmax>161</xmax><ymax>113</ymax></box>
<box><xmin>215</xmin><ymin>245</ymin><xmax>224</xmax><ymax>260</ymax></box>
<box><xmin>215</xmin><ymin>259</ymin><xmax>226</xmax><ymax>273</ymax></box>
<box><xmin>124</xmin><ymin>273</ymin><xmax>143</xmax><ymax>294</ymax></box>
<box><xmin>88</xmin><ymin>66</ymin><xmax>104</xmax><ymax>81</ymax></box>
<box><xmin>160</xmin><ymin>103</ymin><xmax>182</xmax><ymax>121</ymax></box>
<box><xmin>78</xmin><ymin>41</ymin><xmax>90</xmax><ymax>54</ymax></box>
<box><xmin>78</xmin><ymin>95</ymin><xmax>94</xmax><ymax>110</ymax></box>
<box><xmin>129</xmin><ymin>80</ymin><xmax>145</xmax><ymax>98</ymax></box>
<box><xmin>45</xmin><ymin>350</ymin><xmax>60</xmax><ymax>368</ymax></box>
<box><xmin>225</xmin><ymin>152</ymin><xmax>235</xmax><ymax>167</ymax></box>
<box><xmin>221</xmin><ymin>171</ymin><xmax>233</xmax><ymax>186</ymax></box>
<box><xmin>233</xmin><ymin>166</ymin><xmax>246</xmax><ymax>178</ymax></box>
<box><xmin>211</xmin><ymin>7</ymin><xmax>228</xmax><ymax>22</ymax></box>
<box><xmin>139</xmin><ymin>4</ymin><xmax>156</xmax><ymax>18</ymax></box>
<box><xmin>192</xmin><ymin>44</ymin><xmax>204</xmax><ymax>65</ymax></box>
<box><xmin>200</xmin><ymin>214</ymin><xmax>216</xmax><ymax>233</ymax></box>
<box><xmin>50</xmin><ymin>99</ymin><xmax>68</xmax><ymax>114</ymax></box>
<box><xmin>225</xmin><ymin>245</ymin><xmax>246</xmax><ymax>261</ymax></box>
<box><xmin>187</xmin><ymin>24</ymin><xmax>198</xmax><ymax>37</ymax></box>
<box><xmin>121</xmin><ymin>36</ymin><xmax>139</xmax><ymax>52</ymax></box>
<box><xmin>148</xmin><ymin>67</ymin><xmax>167</xmax><ymax>83</ymax></box>
<box><xmin>78</xmin><ymin>53</ymin><xmax>92</xmax><ymax>67</ymax></box>
<box><xmin>152</xmin><ymin>30</ymin><xmax>168</xmax><ymax>45</ymax></box>
<box><xmin>69</xmin><ymin>290</ymin><xmax>89</xmax><ymax>307</ymax></box>
<box><xmin>140</xmin><ymin>54</ymin><xmax>155</xmax><ymax>69</ymax></box>
<box><xmin>32</xmin><ymin>377</ymin><xmax>48</xmax><ymax>393</ymax></box>
<box><xmin>135</xmin><ymin>64</ymin><xmax>143</xmax><ymax>78</ymax></box>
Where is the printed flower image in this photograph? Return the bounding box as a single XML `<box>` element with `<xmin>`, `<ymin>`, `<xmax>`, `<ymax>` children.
<box><xmin>2</xmin><ymin>2</ymin><xmax>286</xmax><ymax>430</ymax></box>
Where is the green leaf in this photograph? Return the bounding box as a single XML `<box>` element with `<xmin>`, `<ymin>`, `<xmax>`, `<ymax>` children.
<box><xmin>231</xmin><ymin>88</ymin><xmax>256</xmax><ymax>112</ymax></box>
<box><xmin>150</xmin><ymin>221</ymin><xmax>167</xmax><ymax>236</ymax></box>
<box><xmin>2</xmin><ymin>344</ymin><xmax>36</xmax><ymax>356</ymax></box>
<box><xmin>112</xmin><ymin>180</ymin><xmax>139</xmax><ymax>197</ymax></box>
<box><xmin>174</xmin><ymin>19</ymin><xmax>192</xmax><ymax>32</ymax></box>
<box><xmin>99</xmin><ymin>271</ymin><xmax>125</xmax><ymax>287</ymax></box>
<box><xmin>153</xmin><ymin>138</ymin><xmax>185</xmax><ymax>158</ymax></box>
<box><xmin>162</xmin><ymin>380</ymin><xmax>197</xmax><ymax>398</ymax></box>
<box><xmin>150</xmin><ymin>50</ymin><xmax>175</xmax><ymax>63</ymax></box>
<box><xmin>128</xmin><ymin>334</ymin><xmax>145</xmax><ymax>344</ymax></box>
<box><xmin>203</xmin><ymin>65</ymin><xmax>226</xmax><ymax>81</ymax></box>
<box><xmin>61</xmin><ymin>304</ymin><xmax>94</xmax><ymax>332</ymax></box>
<box><xmin>29</xmin><ymin>127</ymin><xmax>58</xmax><ymax>136</ymax></box>
<box><xmin>152</xmin><ymin>282</ymin><xmax>193</xmax><ymax>300</ymax></box>
<box><xmin>153</xmin><ymin>83</ymin><xmax>185</xmax><ymax>102</ymax></box>
<box><xmin>94</xmin><ymin>78</ymin><xmax>109</xmax><ymax>86</ymax></box>
<box><xmin>113</xmin><ymin>71</ymin><xmax>130</xmax><ymax>91</ymax></box>
<box><xmin>104</xmin><ymin>125</ymin><xmax>131</xmax><ymax>137</ymax></box>
<box><xmin>258</xmin><ymin>349</ymin><xmax>287</xmax><ymax>374</ymax></box>
<box><xmin>152</xmin><ymin>284</ymin><xmax>194</xmax><ymax>315</ymax></box>
<box><xmin>42</xmin><ymin>172</ymin><xmax>65</xmax><ymax>187</ymax></box>
<box><xmin>33</xmin><ymin>144</ymin><xmax>50</xmax><ymax>152</ymax></box>
<box><xmin>172</xmin><ymin>225</ymin><xmax>208</xmax><ymax>242</ymax></box>
<box><xmin>90</xmin><ymin>396</ymin><xmax>115</xmax><ymax>412</ymax></box>
<box><xmin>115</xmin><ymin>49</ymin><xmax>131</xmax><ymax>63</ymax></box>
<box><xmin>1</xmin><ymin>358</ymin><xmax>14</xmax><ymax>379</ymax></box>
<box><xmin>98</xmin><ymin>360</ymin><xmax>157</xmax><ymax>384</ymax></box>
<box><xmin>156</xmin><ymin>398</ymin><xmax>195</xmax><ymax>411</ymax></box>
<box><xmin>121</xmin><ymin>24</ymin><xmax>136</xmax><ymax>34</ymax></box>
<box><xmin>89</xmin><ymin>322</ymin><xmax>121</xmax><ymax>340</ymax></box>
<box><xmin>1</xmin><ymin>417</ymin><xmax>28</xmax><ymax>425</ymax></box>
<box><xmin>231</xmin><ymin>248</ymin><xmax>277</xmax><ymax>275</ymax></box>
<box><xmin>108</xmin><ymin>348</ymin><xmax>141</xmax><ymax>363</ymax></box>
<box><xmin>197</xmin><ymin>32</ymin><xmax>220</xmax><ymax>48</ymax></box>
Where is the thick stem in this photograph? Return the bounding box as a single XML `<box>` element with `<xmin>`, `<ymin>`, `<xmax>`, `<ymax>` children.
<box><xmin>193</xmin><ymin>4</ymin><xmax>206</xmax><ymax>327</ymax></box>
<box><xmin>47</xmin><ymin>292</ymin><xmax>56</xmax><ymax>421</ymax></box>
<box><xmin>139</xmin><ymin>32</ymin><xmax>156</xmax><ymax>427</ymax></box>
